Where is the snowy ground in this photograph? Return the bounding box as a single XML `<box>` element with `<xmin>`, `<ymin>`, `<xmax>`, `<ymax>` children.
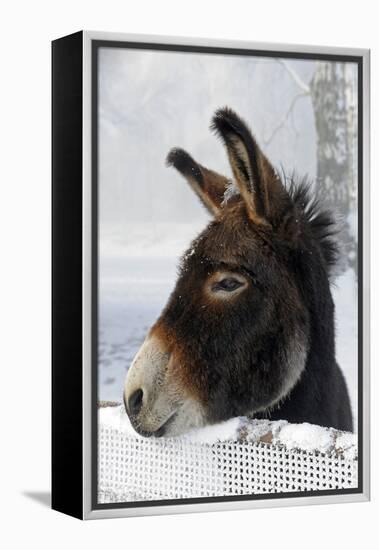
<box><xmin>98</xmin><ymin>222</ymin><xmax>358</xmax><ymax>430</ymax></box>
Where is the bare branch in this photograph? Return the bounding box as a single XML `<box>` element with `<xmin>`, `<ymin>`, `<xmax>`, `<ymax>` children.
<box><xmin>263</xmin><ymin>92</ymin><xmax>308</xmax><ymax>146</ymax></box>
<box><xmin>277</xmin><ymin>58</ymin><xmax>311</xmax><ymax>94</ymax></box>
<box><xmin>262</xmin><ymin>59</ymin><xmax>312</xmax><ymax>146</ymax></box>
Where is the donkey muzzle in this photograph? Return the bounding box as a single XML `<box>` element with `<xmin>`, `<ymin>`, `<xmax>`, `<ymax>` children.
<box><xmin>123</xmin><ymin>333</ymin><xmax>206</xmax><ymax>437</ymax></box>
<box><xmin>123</xmin><ymin>334</ymin><xmax>178</xmax><ymax>436</ymax></box>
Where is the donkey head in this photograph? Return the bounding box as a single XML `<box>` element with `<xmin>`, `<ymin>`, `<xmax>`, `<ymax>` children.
<box><xmin>123</xmin><ymin>107</ymin><xmax>336</xmax><ymax>437</ymax></box>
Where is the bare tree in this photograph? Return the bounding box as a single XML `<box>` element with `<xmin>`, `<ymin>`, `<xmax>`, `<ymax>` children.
<box><xmin>266</xmin><ymin>60</ymin><xmax>358</xmax><ymax>273</ymax></box>
<box><xmin>310</xmin><ymin>64</ymin><xmax>357</xmax><ymax>213</ymax></box>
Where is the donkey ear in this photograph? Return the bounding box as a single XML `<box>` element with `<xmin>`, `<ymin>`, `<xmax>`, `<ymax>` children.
<box><xmin>166</xmin><ymin>148</ymin><xmax>230</xmax><ymax>216</ymax></box>
<box><xmin>211</xmin><ymin>107</ymin><xmax>283</xmax><ymax>224</ymax></box>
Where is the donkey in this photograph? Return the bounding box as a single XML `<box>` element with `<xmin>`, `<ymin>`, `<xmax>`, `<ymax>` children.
<box><xmin>123</xmin><ymin>107</ymin><xmax>353</xmax><ymax>437</ymax></box>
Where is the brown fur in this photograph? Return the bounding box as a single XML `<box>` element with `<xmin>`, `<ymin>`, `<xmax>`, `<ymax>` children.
<box><xmin>150</xmin><ymin>322</ymin><xmax>209</xmax><ymax>404</ymax></box>
<box><xmin>152</xmin><ymin>197</ymin><xmax>308</xmax><ymax>413</ymax></box>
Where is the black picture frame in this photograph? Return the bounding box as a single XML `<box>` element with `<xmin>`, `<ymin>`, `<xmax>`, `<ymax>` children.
<box><xmin>52</xmin><ymin>31</ymin><xmax>370</xmax><ymax>520</ymax></box>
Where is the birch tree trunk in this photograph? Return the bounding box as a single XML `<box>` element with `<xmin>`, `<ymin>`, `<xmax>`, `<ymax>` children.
<box><xmin>309</xmin><ymin>62</ymin><xmax>358</xmax><ymax>272</ymax></box>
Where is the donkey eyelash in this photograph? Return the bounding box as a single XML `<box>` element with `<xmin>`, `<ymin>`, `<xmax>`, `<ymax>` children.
<box><xmin>219</xmin><ymin>264</ymin><xmax>259</xmax><ymax>287</ymax></box>
<box><xmin>211</xmin><ymin>278</ymin><xmax>245</xmax><ymax>293</ymax></box>
<box><xmin>202</xmin><ymin>258</ymin><xmax>261</xmax><ymax>290</ymax></box>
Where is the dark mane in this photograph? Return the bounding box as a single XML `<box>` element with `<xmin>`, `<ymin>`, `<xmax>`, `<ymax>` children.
<box><xmin>287</xmin><ymin>175</ymin><xmax>341</xmax><ymax>275</ymax></box>
<box><xmin>223</xmin><ymin>172</ymin><xmax>341</xmax><ymax>276</ymax></box>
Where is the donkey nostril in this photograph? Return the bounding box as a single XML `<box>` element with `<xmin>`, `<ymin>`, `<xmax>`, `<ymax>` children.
<box><xmin>128</xmin><ymin>388</ymin><xmax>144</xmax><ymax>416</ymax></box>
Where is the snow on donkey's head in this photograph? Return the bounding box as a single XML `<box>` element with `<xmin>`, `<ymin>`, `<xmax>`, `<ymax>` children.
<box><xmin>124</xmin><ymin>107</ymin><xmax>353</xmax><ymax>437</ymax></box>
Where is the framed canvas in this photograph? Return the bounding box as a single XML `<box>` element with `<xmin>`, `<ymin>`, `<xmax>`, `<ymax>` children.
<box><xmin>52</xmin><ymin>31</ymin><xmax>370</xmax><ymax>520</ymax></box>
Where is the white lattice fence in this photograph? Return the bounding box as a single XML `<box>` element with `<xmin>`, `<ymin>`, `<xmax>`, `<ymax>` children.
<box><xmin>98</xmin><ymin>406</ymin><xmax>358</xmax><ymax>503</ymax></box>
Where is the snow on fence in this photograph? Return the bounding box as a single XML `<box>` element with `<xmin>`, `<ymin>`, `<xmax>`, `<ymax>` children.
<box><xmin>98</xmin><ymin>405</ymin><xmax>358</xmax><ymax>503</ymax></box>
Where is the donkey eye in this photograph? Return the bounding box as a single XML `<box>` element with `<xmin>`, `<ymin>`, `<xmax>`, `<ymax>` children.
<box><xmin>212</xmin><ymin>278</ymin><xmax>244</xmax><ymax>292</ymax></box>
